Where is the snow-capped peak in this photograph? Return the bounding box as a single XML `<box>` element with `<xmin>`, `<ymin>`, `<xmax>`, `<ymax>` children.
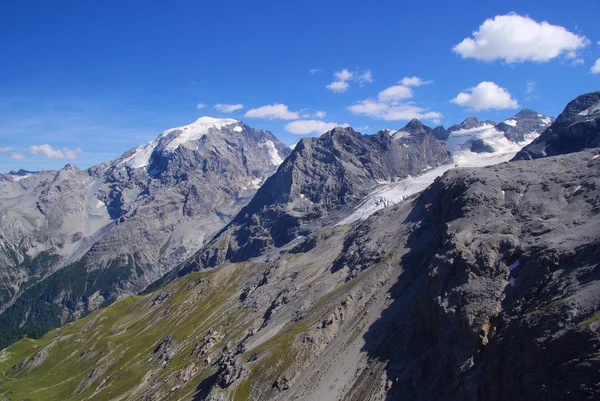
<box><xmin>117</xmin><ymin>117</ymin><xmax>241</xmax><ymax>169</ymax></box>
<box><xmin>161</xmin><ymin>117</ymin><xmax>239</xmax><ymax>151</ymax></box>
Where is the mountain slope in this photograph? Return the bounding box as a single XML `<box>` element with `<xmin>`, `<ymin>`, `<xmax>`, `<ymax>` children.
<box><xmin>0</xmin><ymin>117</ymin><xmax>290</xmax><ymax>348</ymax></box>
<box><xmin>0</xmin><ymin>147</ymin><xmax>598</xmax><ymax>400</ymax></box>
<box><xmin>513</xmin><ymin>91</ymin><xmax>600</xmax><ymax>160</ymax></box>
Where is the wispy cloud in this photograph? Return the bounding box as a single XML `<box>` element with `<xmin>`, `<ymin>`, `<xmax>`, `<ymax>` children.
<box><xmin>11</xmin><ymin>152</ymin><xmax>26</xmax><ymax>160</ymax></box>
<box><xmin>326</xmin><ymin>68</ymin><xmax>373</xmax><ymax>93</ymax></box>
<box><xmin>348</xmin><ymin>83</ymin><xmax>441</xmax><ymax>121</ymax></box>
<box><xmin>285</xmin><ymin>120</ymin><xmax>349</xmax><ymax>135</ymax></box>
<box><xmin>245</xmin><ymin>104</ymin><xmax>300</xmax><ymax>120</ymax></box>
<box><xmin>356</xmin><ymin>70</ymin><xmax>373</xmax><ymax>85</ymax></box>
<box><xmin>196</xmin><ymin>103</ymin><xmax>207</xmax><ymax>109</ymax></box>
<box><xmin>0</xmin><ymin>147</ymin><xmax>11</xmax><ymax>153</ymax></box>
<box><xmin>214</xmin><ymin>103</ymin><xmax>244</xmax><ymax>113</ymax></box>
<box><xmin>29</xmin><ymin>144</ymin><xmax>81</xmax><ymax>159</ymax></box>
<box><xmin>309</xmin><ymin>68</ymin><xmax>323</xmax><ymax>75</ymax></box>
<box><xmin>591</xmin><ymin>58</ymin><xmax>600</xmax><ymax>74</ymax></box>
<box><xmin>400</xmin><ymin>76</ymin><xmax>433</xmax><ymax>87</ymax></box>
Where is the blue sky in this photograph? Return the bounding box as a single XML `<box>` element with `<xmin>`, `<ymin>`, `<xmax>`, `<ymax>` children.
<box><xmin>1</xmin><ymin>0</ymin><xmax>599</xmax><ymax>171</ymax></box>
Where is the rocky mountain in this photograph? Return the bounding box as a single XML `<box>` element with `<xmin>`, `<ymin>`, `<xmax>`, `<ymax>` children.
<box><xmin>161</xmin><ymin>125</ymin><xmax>450</xmax><ymax>280</ymax></box>
<box><xmin>495</xmin><ymin>108</ymin><xmax>554</xmax><ymax>142</ymax></box>
<box><xmin>0</xmin><ymin>143</ymin><xmax>597</xmax><ymax>401</ymax></box>
<box><xmin>390</xmin><ymin>118</ymin><xmax>449</xmax><ymax>141</ymax></box>
<box><xmin>513</xmin><ymin>91</ymin><xmax>600</xmax><ymax>160</ymax></box>
<box><xmin>448</xmin><ymin>116</ymin><xmax>496</xmax><ymax>132</ymax></box>
<box><xmin>0</xmin><ymin>169</ymin><xmax>38</xmax><ymax>182</ymax></box>
<box><xmin>0</xmin><ymin>117</ymin><xmax>290</xmax><ymax>348</ymax></box>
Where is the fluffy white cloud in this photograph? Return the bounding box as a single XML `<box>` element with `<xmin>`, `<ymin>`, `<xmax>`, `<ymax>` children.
<box><xmin>11</xmin><ymin>152</ymin><xmax>26</xmax><ymax>160</ymax></box>
<box><xmin>29</xmin><ymin>144</ymin><xmax>81</xmax><ymax>159</ymax></box>
<box><xmin>245</xmin><ymin>103</ymin><xmax>300</xmax><ymax>120</ymax></box>
<box><xmin>314</xmin><ymin>110</ymin><xmax>326</xmax><ymax>119</ymax></box>
<box><xmin>452</xmin><ymin>13</ymin><xmax>589</xmax><ymax>63</ymax></box>
<box><xmin>0</xmin><ymin>146</ymin><xmax>11</xmax><ymax>153</ymax></box>
<box><xmin>451</xmin><ymin>81</ymin><xmax>519</xmax><ymax>111</ymax></box>
<box><xmin>378</xmin><ymin>85</ymin><xmax>413</xmax><ymax>103</ymax></box>
<box><xmin>214</xmin><ymin>103</ymin><xmax>244</xmax><ymax>113</ymax></box>
<box><xmin>285</xmin><ymin>120</ymin><xmax>350</xmax><ymax>135</ymax></box>
<box><xmin>326</xmin><ymin>81</ymin><xmax>350</xmax><ymax>93</ymax></box>
<box><xmin>400</xmin><ymin>76</ymin><xmax>433</xmax><ymax>87</ymax></box>
<box><xmin>591</xmin><ymin>59</ymin><xmax>600</xmax><ymax>74</ymax></box>
<box><xmin>196</xmin><ymin>103</ymin><xmax>207</xmax><ymax>109</ymax></box>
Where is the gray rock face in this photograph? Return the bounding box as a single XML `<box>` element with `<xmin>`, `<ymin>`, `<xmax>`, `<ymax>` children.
<box><xmin>514</xmin><ymin>91</ymin><xmax>600</xmax><ymax>160</ymax></box>
<box><xmin>496</xmin><ymin>108</ymin><xmax>555</xmax><ymax>142</ymax></box>
<box><xmin>166</xmin><ymin>126</ymin><xmax>450</xmax><ymax>279</ymax></box>
<box><xmin>355</xmin><ymin>149</ymin><xmax>600</xmax><ymax>401</ymax></box>
<box><xmin>0</xmin><ymin>117</ymin><xmax>290</xmax><ymax>348</ymax></box>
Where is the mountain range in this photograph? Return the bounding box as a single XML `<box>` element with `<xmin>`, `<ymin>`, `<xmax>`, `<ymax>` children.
<box><xmin>0</xmin><ymin>92</ymin><xmax>598</xmax><ymax>401</ymax></box>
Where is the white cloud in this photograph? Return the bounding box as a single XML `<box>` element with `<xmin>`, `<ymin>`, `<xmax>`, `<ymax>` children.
<box><xmin>400</xmin><ymin>76</ymin><xmax>433</xmax><ymax>87</ymax></box>
<box><xmin>526</xmin><ymin>81</ymin><xmax>536</xmax><ymax>94</ymax></box>
<box><xmin>245</xmin><ymin>103</ymin><xmax>300</xmax><ymax>120</ymax></box>
<box><xmin>214</xmin><ymin>103</ymin><xmax>244</xmax><ymax>113</ymax></box>
<box><xmin>356</xmin><ymin>70</ymin><xmax>373</xmax><ymax>85</ymax></box>
<box><xmin>0</xmin><ymin>146</ymin><xmax>11</xmax><ymax>153</ymax></box>
<box><xmin>326</xmin><ymin>69</ymin><xmax>354</xmax><ymax>93</ymax></box>
<box><xmin>348</xmin><ymin>82</ymin><xmax>441</xmax><ymax>121</ymax></box>
<box><xmin>11</xmin><ymin>152</ymin><xmax>26</xmax><ymax>160</ymax></box>
<box><xmin>378</xmin><ymin>85</ymin><xmax>413</xmax><ymax>103</ymax></box>
<box><xmin>196</xmin><ymin>103</ymin><xmax>207</xmax><ymax>109</ymax></box>
<box><xmin>348</xmin><ymin>100</ymin><xmax>442</xmax><ymax>121</ymax></box>
<box><xmin>309</xmin><ymin>68</ymin><xmax>323</xmax><ymax>75</ymax></box>
<box><xmin>326</xmin><ymin>81</ymin><xmax>350</xmax><ymax>92</ymax></box>
<box><xmin>572</xmin><ymin>58</ymin><xmax>585</xmax><ymax>66</ymax></box>
<box><xmin>334</xmin><ymin>69</ymin><xmax>353</xmax><ymax>81</ymax></box>
<box><xmin>285</xmin><ymin>120</ymin><xmax>350</xmax><ymax>135</ymax></box>
<box><xmin>452</xmin><ymin>13</ymin><xmax>589</xmax><ymax>63</ymax></box>
<box><xmin>591</xmin><ymin>59</ymin><xmax>600</xmax><ymax>74</ymax></box>
<box><xmin>28</xmin><ymin>144</ymin><xmax>81</xmax><ymax>159</ymax></box>
<box><xmin>314</xmin><ymin>110</ymin><xmax>326</xmax><ymax>119</ymax></box>
<box><xmin>326</xmin><ymin>68</ymin><xmax>374</xmax><ymax>92</ymax></box>
<box><xmin>451</xmin><ymin>81</ymin><xmax>519</xmax><ymax>111</ymax></box>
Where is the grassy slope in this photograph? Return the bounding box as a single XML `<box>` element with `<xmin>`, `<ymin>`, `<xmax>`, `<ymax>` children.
<box><xmin>0</xmin><ymin>262</ymin><xmax>252</xmax><ymax>401</ymax></box>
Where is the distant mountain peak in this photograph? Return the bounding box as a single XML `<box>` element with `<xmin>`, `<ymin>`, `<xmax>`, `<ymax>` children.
<box><xmin>448</xmin><ymin>116</ymin><xmax>496</xmax><ymax>132</ymax></box>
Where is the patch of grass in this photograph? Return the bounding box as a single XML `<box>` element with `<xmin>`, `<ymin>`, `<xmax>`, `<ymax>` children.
<box><xmin>578</xmin><ymin>314</ymin><xmax>600</xmax><ymax>327</ymax></box>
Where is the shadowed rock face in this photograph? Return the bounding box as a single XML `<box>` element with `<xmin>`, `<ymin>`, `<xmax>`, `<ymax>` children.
<box><xmin>0</xmin><ymin>119</ymin><xmax>290</xmax><ymax>348</ymax></box>
<box><xmin>165</xmin><ymin>126</ymin><xmax>450</xmax><ymax>280</ymax></box>
<box><xmin>513</xmin><ymin>91</ymin><xmax>600</xmax><ymax>160</ymax></box>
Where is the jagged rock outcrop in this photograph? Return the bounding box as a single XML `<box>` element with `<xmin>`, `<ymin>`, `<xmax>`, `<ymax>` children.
<box><xmin>513</xmin><ymin>91</ymin><xmax>600</xmax><ymax>160</ymax></box>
